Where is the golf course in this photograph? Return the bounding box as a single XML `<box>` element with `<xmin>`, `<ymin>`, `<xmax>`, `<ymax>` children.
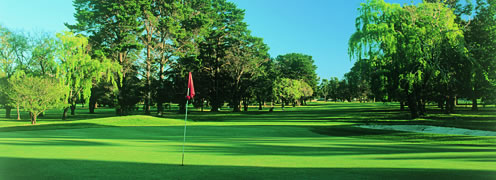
<box><xmin>0</xmin><ymin>103</ymin><xmax>495</xmax><ymax>179</ymax></box>
<box><xmin>1</xmin><ymin>0</ymin><xmax>496</xmax><ymax>179</ymax></box>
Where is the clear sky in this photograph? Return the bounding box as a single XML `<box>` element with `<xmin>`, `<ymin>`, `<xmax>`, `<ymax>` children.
<box><xmin>0</xmin><ymin>0</ymin><xmax>420</xmax><ymax>80</ymax></box>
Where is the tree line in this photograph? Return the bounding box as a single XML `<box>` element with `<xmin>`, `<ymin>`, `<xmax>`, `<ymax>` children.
<box><xmin>0</xmin><ymin>0</ymin><xmax>319</xmax><ymax>124</ymax></box>
<box><xmin>317</xmin><ymin>0</ymin><xmax>496</xmax><ymax>118</ymax></box>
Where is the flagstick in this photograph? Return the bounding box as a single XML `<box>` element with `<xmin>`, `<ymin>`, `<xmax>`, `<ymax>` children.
<box><xmin>182</xmin><ymin>88</ymin><xmax>190</xmax><ymax>166</ymax></box>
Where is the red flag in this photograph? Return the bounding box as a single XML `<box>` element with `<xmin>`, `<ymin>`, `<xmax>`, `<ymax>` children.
<box><xmin>186</xmin><ymin>72</ymin><xmax>195</xmax><ymax>100</ymax></box>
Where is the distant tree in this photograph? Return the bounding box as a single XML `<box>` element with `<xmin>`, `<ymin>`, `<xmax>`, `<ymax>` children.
<box><xmin>0</xmin><ymin>26</ymin><xmax>17</xmax><ymax>118</ymax></box>
<box><xmin>88</xmin><ymin>80</ymin><xmax>116</xmax><ymax>113</ymax></box>
<box><xmin>318</xmin><ymin>79</ymin><xmax>330</xmax><ymax>101</ymax></box>
<box><xmin>152</xmin><ymin>0</ymin><xmax>211</xmax><ymax>115</ymax></box>
<box><xmin>8</xmin><ymin>74</ymin><xmax>68</xmax><ymax>124</ymax></box>
<box><xmin>337</xmin><ymin>79</ymin><xmax>351</xmax><ymax>102</ymax></box>
<box><xmin>225</xmin><ymin>35</ymin><xmax>269</xmax><ymax>112</ymax></box>
<box><xmin>349</xmin><ymin>0</ymin><xmax>465</xmax><ymax>118</ymax></box>
<box><xmin>328</xmin><ymin>77</ymin><xmax>340</xmax><ymax>102</ymax></box>
<box><xmin>254</xmin><ymin>59</ymin><xmax>277</xmax><ymax>110</ymax></box>
<box><xmin>275</xmin><ymin>53</ymin><xmax>319</xmax><ymax>92</ymax></box>
<box><xmin>197</xmin><ymin>0</ymin><xmax>251</xmax><ymax>112</ymax></box>
<box><xmin>0</xmin><ymin>75</ymin><xmax>12</xmax><ymax>118</ymax></box>
<box><xmin>465</xmin><ymin>0</ymin><xmax>496</xmax><ymax>110</ymax></box>
<box><xmin>6</xmin><ymin>31</ymin><xmax>32</xmax><ymax>73</ymax></box>
<box><xmin>31</xmin><ymin>32</ymin><xmax>57</xmax><ymax>76</ymax></box>
<box><xmin>56</xmin><ymin>31</ymin><xmax>121</xmax><ymax>119</ymax></box>
<box><xmin>68</xmin><ymin>0</ymin><xmax>143</xmax><ymax>115</ymax></box>
<box><xmin>299</xmin><ymin>80</ymin><xmax>314</xmax><ymax>105</ymax></box>
<box><xmin>273</xmin><ymin>78</ymin><xmax>304</xmax><ymax>108</ymax></box>
<box><xmin>345</xmin><ymin>59</ymin><xmax>372</xmax><ymax>103</ymax></box>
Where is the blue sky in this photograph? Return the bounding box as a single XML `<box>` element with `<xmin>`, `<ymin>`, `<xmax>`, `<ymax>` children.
<box><xmin>0</xmin><ymin>0</ymin><xmax>421</xmax><ymax>80</ymax></box>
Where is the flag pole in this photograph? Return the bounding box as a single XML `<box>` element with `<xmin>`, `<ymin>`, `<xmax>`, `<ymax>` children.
<box><xmin>182</xmin><ymin>88</ymin><xmax>190</xmax><ymax>166</ymax></box>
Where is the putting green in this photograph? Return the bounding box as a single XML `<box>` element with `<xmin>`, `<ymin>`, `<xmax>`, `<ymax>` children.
<box><xmin>0</xmin><ymin>103</ymin><xmax>495</xmax><ymax>179</ymax></box>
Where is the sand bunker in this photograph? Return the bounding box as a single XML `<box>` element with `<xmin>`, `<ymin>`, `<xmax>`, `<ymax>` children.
<box><xmin>356</xmin><ymin>125</ymin><xmax>496</xmax><ymax>136</ymax></box>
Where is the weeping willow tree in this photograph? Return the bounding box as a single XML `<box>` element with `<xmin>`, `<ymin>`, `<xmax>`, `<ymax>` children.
<box><xmin>56</xmin><ymin>31</ymin><xmax>121</xmax><ymax>119</ymax></box>
<box><xmin>349</xmin><ymin>0</ymin><xmax>466</xmax><ymax>118</ymax></box>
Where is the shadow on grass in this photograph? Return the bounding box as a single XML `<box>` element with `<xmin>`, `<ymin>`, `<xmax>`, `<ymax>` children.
<box><xmin>0</xmin><ymin>123</ymin><xmax>115</xmax><ymax>132</ymax></box>
<box><xmin>0</xmin><ymin>157</ymin><xmax>495</xmax><ymax>180</ymax></box>
<box><xmin>374</xmin><ymin>154</ymin><xmax>496</xmax><ymax>161</ymax></box>
<box><xmin>0</xmin><ymin>108</ymin><xmax>117</xmax><ymax>123</ymax></box>
<box><xmin>311</xmin><ymin>125</ymin><xmax>496</xmax><ymax>143</ymax></box>
<box><xmin>0</xmin><ymin>139</ymin><xmax>112</xmax><ymax>146</ymax></box>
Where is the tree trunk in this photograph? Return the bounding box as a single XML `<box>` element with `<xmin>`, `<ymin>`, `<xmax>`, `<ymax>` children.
<box><xmin>179</xmin><ymin>101</ymin><xmax>186</xmax><ymax>114</ymax></box>
<box><xmin>116</xmin><ymin>68</ymin><xmax>127</xmax><ymax>116</ymax></box>
<box><xmin>420</xmin><ymin>99</ymin><xmax>426</xmax><ymax>116</ymax></box>
<box><xmin>258</xmin><ymin>99</ymin><xmax>263</xmax><ymax>110</ymax></box>
<box><xmin>70</xmin><ymin>104</ymin><xmax>76</xmax><ymax>115</ymax></box>
<box><xmin>233</xmin><ymin>98</ymin><xmax>241</xmax><ymax>112</ymax></box>
<box><xmin>243</xmin><ymin>98</ymin><xmax>248</xmax><ymax>112</ymax></box>
<box><xmin>5</xmin><ymin>106</ymin><xmax>11</xmax><ymax>118</ymax></box>
<box><xmin>445</xmin><ymin>96</ymin><xmax>455</xmax><ymax>114</ymax></box>
<box><xmin>407</xmin><ymin>93</ymin><xmax>419</xmax><ymax>119</ymax></box>
<box><xmin>417</xmin><ymin>99</ymin><xmax>424</xmax><ymax>116</ymax></box>
<box><xmin>210</xmin><ymin>98</ymin><xmax>219</xmax><ymax>111</ymax></box>
<box><xmin>17</xmin><ymin>105</ymin><xmax>20</xmax><ymax>120</ymax></box>
<box><xmin>211</xmin><ymin>97</ymin><xmax>221</xmax><ymax>112</ymax></box>
<box><xmin>157</xmin><ymin>59</ymin><xmax>165</xmax><ymax>116</ymax></box>
<box><xmin>144</xmin><ymin>19</ymin><xmax>153</xmax><ymax>116</ymax></box>
<box><xmin>31</xmin><ymin>113</ymin><xmax>37</xmax><ymax>125</ymax></box>
<box><xmin>438</xmin><ymin>98</ymin><xmax>444</xmax><ymax>110</ymax></box>
<box><xmin>144</xmin><ymin>97</ymin><xmax>151</xmax><ymax>115</ymax></box>
<box><xmin>472</xmin><ymin>98</ymin><xmax>478</xmax><ymax>111</ymax></box>
<box><xmin>89</xmin><ymin>88</ymin><xmax>97</xmax><ymax>114</ymax></box>
<box><xmin>400</xmin><ymin>101</ymin><xmax>405</xmax><ymax>111</ymax></box>
<box><xmin>117</xmin><ymin>89</ymin><xmax>125</xmax><ymax>115</ymax></box>
<box><xmin>62</xmin><ymin>107</ymin><xmax>69</xmax><ymax>120</ymax></box>
<box><xmin>157</xmin><ymin>103</ymin><xmax>164</xmax><ymax>116</ymax></box>
<box><xmin>89</xmin><ymin>100</ymin><xmax>96</xmax><ymax>114</ymax></box>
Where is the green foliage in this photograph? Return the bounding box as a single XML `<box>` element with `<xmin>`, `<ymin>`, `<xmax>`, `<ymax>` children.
<box><xmin>466</xmin><ymin>0</ymin><xmax>496</xmax><ymax>104</ymax></box>
<box><xmin>318</xmin><ymin>79</ymin><xmax>330</xmax><ymax>101</ymax></box>
<box><xmin>275</xmin><ymin>53</ymin><xmax>319</xmax><ymax>92</ymax></box>
<box><xmin>0</xmin><ymin>74</ymin><xmax>9</xmax><ymax>108</ymax></box>
<box><xmin>328</xmin><ymin>77</ymin><xmax>340</xmax><ymax>102</ymax></box>
<box><xmin>0</xmin><ymin>26</ymin><xmax>31</xmax><ymax>76</ymax></box>
<box><xmin>68</xmin><ymin>0</ymin><xmax>144</xmax><ymax>115</ymax></box>
<box><xmin>31</xmin><ymin>33</ymin><xmax>58</xmax><ymax>76</ymax></box>
<box><xmin>8</xmin><ymin>74</ymin><xmax>68</xmax><ymax>124</ymax></box>
<box><xmin>273</xmin><ymin>78</ymin><xmax>305</xmax><ymax>105</ymax></box>
<box><xmin>0</xmin><ymin>26</ymin><xmax>16</xmax><ymax>77</ymax></box>
<box><xmin>56</xmin><ymin>31</ymin><xmax>121</xmax><ymax>109</ymax></box>
<box><xmin>344</xmin><ymin>59</ymin><xmax>372</xmax><ymax>102</ymax></box>
<box><xmin>299</xmin><ymin>80</ymin><xmax>314</xmax><ymax>103</ymax></box>
<box><xmin>349</xmin><ymin>0</ymin><xmax>467</xmax><ymax>117</ymax></box>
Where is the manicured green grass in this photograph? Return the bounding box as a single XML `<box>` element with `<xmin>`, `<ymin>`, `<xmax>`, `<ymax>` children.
<box><xmin>0</xmin><ymin>102</ymin><xmax>495</xmax><ymax>179</ymax></box>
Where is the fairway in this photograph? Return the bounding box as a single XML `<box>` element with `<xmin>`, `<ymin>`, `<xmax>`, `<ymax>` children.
<box><xmin>1</xmin><ymin>0</ymin><xmax>495</xmax><ymax>179</ymax></box>
<box><xmin>0</xmin><ymin>103</ymin><xmax>495</xmax><ymax>179</ymax></box>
